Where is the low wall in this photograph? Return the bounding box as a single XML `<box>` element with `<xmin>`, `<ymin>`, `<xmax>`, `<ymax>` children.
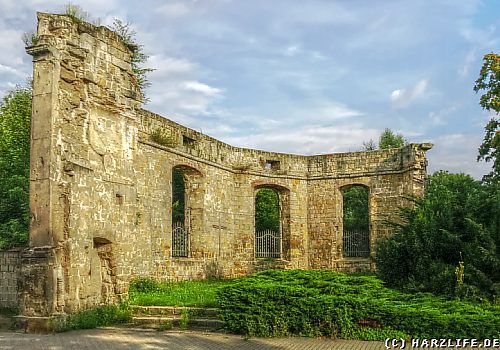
<box><xmin>0</xmin><ymin>248</ymin><xmax>21</xmax><ymax>309</ymax></box>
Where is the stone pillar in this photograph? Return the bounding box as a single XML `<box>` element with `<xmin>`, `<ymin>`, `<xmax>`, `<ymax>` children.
<box><xmin>19</xmin><ymin>33</ymin><xmax>63</xmax><ymax>322</ymax></box>
<box><xmin>18</xmin><ymin>12</ymin><xmax>141</xmax><ymax>330</ymax></box>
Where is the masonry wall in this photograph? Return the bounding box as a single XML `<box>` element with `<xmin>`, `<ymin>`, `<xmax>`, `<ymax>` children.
<box><xmin>0</xmin><ymin>249</ymin><xmax>21</xmax><ymax>309</ymax></box>
<box><xmin>21</xmin><ymin>12</ymin><xmax>432</xmax><ymax>317</ymax></box>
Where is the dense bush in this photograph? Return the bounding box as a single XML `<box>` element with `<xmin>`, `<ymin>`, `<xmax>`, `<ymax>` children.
<box><xmin>217</xmin><ymin>269</ymin><xmax>500</xmax><ymax>339</ymax></box>
<box><xmin>376</xmin><ymin>171</ymin><xmax>500</xmax><ymax>301</ymax></box>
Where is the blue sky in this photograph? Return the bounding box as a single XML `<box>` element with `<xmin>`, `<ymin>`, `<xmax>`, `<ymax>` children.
<box><xmin>1</xmin><ymin>1</ymin><xmax>499</xmax><ymax>178</ymax></box>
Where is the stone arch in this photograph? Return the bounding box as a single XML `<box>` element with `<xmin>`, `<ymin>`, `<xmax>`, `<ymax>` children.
<box><xmin>170</xmin><ymin>164</ymin><xmax>204</xmax><ymax>258</ymax></box>
<box><xmin>253</xmin><ymin>183</ymin><xmax>291</xmax><ymax>260</ymax></box>
<box><xmin>339</xmin><ymin>184</ymin><xmax>370</xmax><ymax>258</ymax></box>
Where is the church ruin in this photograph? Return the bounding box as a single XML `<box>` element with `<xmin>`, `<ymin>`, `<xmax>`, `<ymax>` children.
<box><xmin>15</xmin><ymin>13</ymin><xmax>432</xmax><ymax>322</ymax></box>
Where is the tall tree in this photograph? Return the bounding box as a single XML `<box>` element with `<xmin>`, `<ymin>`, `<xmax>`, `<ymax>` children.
<box><xmin>378</xmin><ymin>128</ymin><xmax>407</xmax><ymax>149</ymax></box>
<box><xmin>474</xmin><ymin>53</ymin><xmax>500</xmax><ymax>182</ymax></box>
<box><xmin>0</xmin><ymin>87</ymin><xmax>31</xmax><ymax>249</ymax></box>
<box><xmin>376</xmin><ymin>171</ymin><xmax>500</xmax><ymax>300</ymax></box>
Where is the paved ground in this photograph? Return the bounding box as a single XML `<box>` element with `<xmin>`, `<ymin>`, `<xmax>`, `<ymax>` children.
<box><xmin>0</xmin><ymin>327</ymin><xmax>388</xmax><ymax>350</ymax></box>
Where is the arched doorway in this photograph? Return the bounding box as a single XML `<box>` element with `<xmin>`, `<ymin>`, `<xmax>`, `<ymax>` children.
<box><xmin>170</xmin><ymin>165</ymin><xmax>204</xmax><ymax>258</ymax></box>
<box><xmin>255</xmin><ymin>188</ymin><xmax>281</xmax><ymax>258</ymax></box>
<box><xmin>341</xmin><ymin>185</ymin><xmax>370</xmax><ymax>258</ymax></box>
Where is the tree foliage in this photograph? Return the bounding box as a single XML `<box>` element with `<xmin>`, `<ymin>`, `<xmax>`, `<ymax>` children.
<box><xmin>342</xmin><ymin>186</ymin><xmax>369</xmax><ymax>231</ymax></box>
<box><xmin>361</xmin><ymin>128</ymin><xmax>407</xmax><ymax>151</ymax></box>
<box><xmin>378</xmin><ymin>128</ymin><xmax>407</xmax><ymax>149</ymax></box>
<box><xmin>474</xmin><ymin>53</ymin><xmax>500</xmax><ymax>182</ymax></box>
<box><xmin>0</xmin><ymin>87</ymin><xmax>31</xmax><ymax>249</ymax></box>
<box><xmin>255</xmin><ymin>188</ymin><xmax>280</xmax><ymax>232</ymax></box>
<box><xmin>172</xmin><ymin>168</ymin><xmax>185</xmax><ymax>224</ymax></box>
<box><xmin>376</xmin><ymin>171</ymin><xmax>500</xmax><ymax>301</ymax></box>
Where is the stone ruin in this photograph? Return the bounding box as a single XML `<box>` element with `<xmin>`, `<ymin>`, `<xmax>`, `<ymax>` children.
<box><xmin>14</xmin><ymin>12</ymin><xmax>432</xmax><ymax>326</ymax></box>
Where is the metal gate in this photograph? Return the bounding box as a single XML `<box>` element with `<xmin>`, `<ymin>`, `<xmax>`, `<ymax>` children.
<box><xmin>255</xmin><ymin>229</ymin><xmax>281</xmax><ymax>258</ymax></box>
<box><xmin>172</xmin><ymin>221</ymin><xmax>189</xmax><ymax>257</ymax></box>
<box><xmin>343</xmin><ymin>229</ymin><xmax>370</xmax><ymax>258</ymax></box>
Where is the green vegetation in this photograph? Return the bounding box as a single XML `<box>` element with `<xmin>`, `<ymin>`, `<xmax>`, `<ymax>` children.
<box><xmin>474</xmin><ymin>52</ymin><xmax>500</xmax><ymax>182</ymax></box>
<box><xmin>172</xmin><ymin>168</ymin><xmax>185</xmax><ymax>223</ymax></box>
<box><xmin>363</xmin><ymin>128</ymin><xmax>407</xmax><ymax>151</ymax></box>
<box><xmin>342</xmin><ymin>186</ymin><xmax>369</xmax><ymax>232</ymax></box>
<box><xmin>129</xmin><ymin>277</ymin><xmax>234</xmax><ymax>307</ymax></box>
<box><xmin>255</xmin><ymin>188</ymin><xmax>280</xmax><ymax>232</ymax></box>
<box><xmin>54</xmin><ymin>304</ymin><xmax>132</xmax><ymax>331</ymax></box>
<box><xmin>0</xmin><ymin>87</ymin><xmax>31</xmax><ymax>249</ymax></box>
<box><xmin>217</xmin><ymin>269</ymin><xmax>500</xmax><ymax>339</ymax></box>
<box><xmin>63</xmin><ymin>3</ymin><xmax>91</xmax><ymax>22</ymax></box>
<box><xmin>151</xmin><ymin>128</ymin><xmax>177</xmax><ymax>147</ymax></box>
<box><xmin>376</xmin><ymin>171</ymin><xmax>500</xmax><ymax>302</ymax></box>
<box><xmin>378</xmin><ymin>128</ymin><xmax>407</xmax><ymax>149</ymax></box>
<box><xmin>21</xmin><ymin>31</ymin><xmax>39</xmax><ymax>47</ymax></box>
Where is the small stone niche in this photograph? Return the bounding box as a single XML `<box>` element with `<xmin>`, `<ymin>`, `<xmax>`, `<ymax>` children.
<box><xmin>264</xmin><ymin>160</ymin><xmax>281</xmax><ymax>170</ymax></box>
<box><xmin>115</xmin><ymin>194</ymin><xmax>124</xmax><ymax>205</ymax></box>
<box><xmin>182</xmin><ymin>135</ymin><xmax>196</xmax><ymax>148</ymax></box>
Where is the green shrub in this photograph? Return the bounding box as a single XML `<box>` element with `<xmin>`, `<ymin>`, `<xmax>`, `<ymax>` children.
<box><xmin>376</xmin><ymin>171</ymin><xmax>500</xmax><ymax>301</ymax></box>
<box><xmin>54</xmin><ymin>303</ymin><xmax>132</xmax><ymax>331</ymax></box>
<box><xmin>150</xmin><ymin>128</ymin><xmax>177</xmax><ymax>147</ymax></box>
<box><xmin>217</xmin><ymin>270</ymin><xmax>500</xmax><ymax>339</ymax></box>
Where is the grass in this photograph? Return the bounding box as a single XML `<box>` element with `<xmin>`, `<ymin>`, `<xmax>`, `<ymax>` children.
<box><xmin>54</xmin><ymin>303</ymin><xmax>132</xmax><ymax>332</ymax></box>
<box><xmin>129</xmin><ymin>278</ymin><xmax>235</xmax><ymax>307</ymax></box>
<box><xmin>128</xmin><ymin>271</ymin><xmax>500</xmax><ymax>339</ymax></box>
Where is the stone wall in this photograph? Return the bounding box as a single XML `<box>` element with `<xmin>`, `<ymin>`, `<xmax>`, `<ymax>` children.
<box><xmin>20</xmin><ymin>12</ymin><xmax>432</xmax><ymax>318</ymax></box>
<box><xmin>0</xmin><ymin>249</ymin><xmax>21</xmax><ymax>309</ymax></box>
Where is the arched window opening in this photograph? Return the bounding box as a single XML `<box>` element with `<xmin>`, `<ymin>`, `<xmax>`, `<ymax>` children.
<box><xmin>172</xmin><ymin>167</ymin><xmax>188</xmax><ymax>257</ymax></box>
<box><xmin>342</xmin><ymin>185</ymin><xmax>370</xmax><ymax>258</ymax></box>
<box><xmin>255</xmin><ymin>188</ymin><xmax>281</xmax><ymax>258</ymax></box>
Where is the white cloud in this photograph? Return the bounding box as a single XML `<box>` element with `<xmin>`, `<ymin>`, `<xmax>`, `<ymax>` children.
<box><xmin>145</xmin><ymin>55</ymin><xmax>199</xmax><ymax>77</ymax></box>
<box><xmin>202</xmin><ymin>123</ymin><xmax>236</xmax><ymax>135</ymax></box>
<box><xmin>224</xmin><ymin>124</ymin><xmax>379</xmax><ymax>155</ymax></box>
<box><xmin>156</xmin><ymin>2</ymin><xmax>192</xmax><ymax>18</ymax></box>
<box><xmin>0</xmin><ymin>63</ymin><xmax>26</xmax><ymax>77</ymax></box>
<box><xmin>427</xmin><ymin>133</ymin><xmax>490</xmax><ymax>179</ymax></box>
<box><xmin>459</xmin><ymin>24</ymin><xmax>498</xmax><ymax>47</ymax></box>
<box><xmin>312</xmin><ymin>102</ymin><xmax>363</xmax><ymax>119</ymax></box>
<box><xmin>0</xmin><ymin>29</ymin><xmax>25</xmax><ymax>67</ymax></box>
<box><xmin>390</xmin><ymin>79</ymin><xmax>428</xmax><ymax>109</ymax></box>
<box><xmin>284</xmin><ymin>45</ymin><xmax>300</xmax><ymax>57</ymax></box>
<box><xmin>390</xmin><ymin>89</ymin><xmax>402</xmax><ymax>101</ymax></box>
<box><xmin>143</xmin><ymin>53</ymin><xmax>223</xmax><ymax>118</ymax></box>
<box><xmin>182</xmin><ymin>81</ymin><xmax>223</xmax><ymax>96</ymax></box>
<box><xmin>428</xmin><ymin>105</ymin><xmax>457</xmax><ymax>126</ymax></box>
<box><xmin>458</xmin><ymin>50</ymin><xmax>477</xmax><ymax>78</ymax></box>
